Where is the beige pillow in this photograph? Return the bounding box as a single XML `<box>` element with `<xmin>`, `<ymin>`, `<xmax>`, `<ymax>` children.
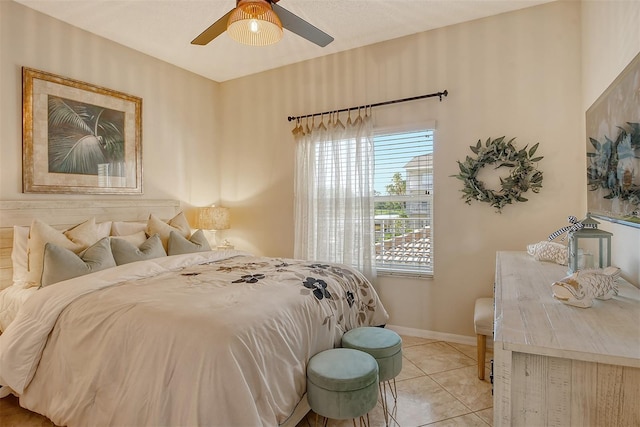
<box><xmin>63</xmin><ymin>217</ymin><xmax>99</xmax><ymax>246</ymax></box>
<box><xmin>110</xmin><ymin>231</ymin><xmax>148</xmax><ymax>247</ymax></box>
<box><xmin>41</xmin><ymin>237</ymin><xmax>116</xmax><ymax>287</ymax></box>
<box><xmin>147</xmin><ymin>212</ymin><xmax>191</xmax><ymax>251</ymax></box>
<box><xmin>11</xmin><ymin>226</ymin><xmax>30</xmax><ymax>284</ymax></box>
<box><xmin>26</xmin><ymin>219</ymin><xmax>96</xmax><ymax>286</ymax></box>
<box><xmin>110</xmin><ymin>234</ymin><xmax>167</xmax><ymax>265</ymax></box>
<box><xmin>111</xmin><ymin>221</ymin><xmax>147</xmax><ymax>236</ymax></box>
<box><xmin>167</xmin><ymin>229</ymin><xmax>211</xmax><ymax>256</ymax></box>
<box><xmin>96</xmin><ymin>221</ymin><xmax>112</xmax><ymax>239</ymax></box>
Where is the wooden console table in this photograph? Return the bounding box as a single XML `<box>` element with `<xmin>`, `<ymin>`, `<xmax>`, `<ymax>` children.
<box><xmin>493</xmin><ymin>251</ymin><xmax>640</xmax><ymax>426</ymax></box>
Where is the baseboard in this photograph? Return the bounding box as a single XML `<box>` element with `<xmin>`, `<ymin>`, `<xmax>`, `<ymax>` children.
<box><xmin>386</xmin><ymin>324</ymin><xmax>494</xmax><ymax>348</ymax></box>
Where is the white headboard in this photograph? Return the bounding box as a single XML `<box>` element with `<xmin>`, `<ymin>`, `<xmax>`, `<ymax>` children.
<box><xmin>0</xmin><ymin>199</ymin><xmax>180</xmax><ymax>287</ymax></box>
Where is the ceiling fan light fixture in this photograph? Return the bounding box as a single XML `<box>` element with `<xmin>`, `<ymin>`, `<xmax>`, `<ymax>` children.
<box><xmin>227</xmin><ymin>0</ymin><xmax>283</xmax><ymax>46</ymax></box>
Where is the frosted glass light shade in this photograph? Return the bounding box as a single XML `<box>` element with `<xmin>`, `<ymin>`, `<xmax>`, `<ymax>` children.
<box><xmin>227</xmin><ymin>0</ymin><xmax>283</xmax><ymax>46</ymax></box>
<box><xmin>195</xmin><ymin>207</ymin><xmax>230</xmax><ymax>230</ymax></box>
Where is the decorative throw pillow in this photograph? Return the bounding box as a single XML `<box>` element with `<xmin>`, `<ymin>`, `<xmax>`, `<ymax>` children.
<box><xmin>41</xmin><ymin>237</ymin><xmax>116</xmax><ymax>287</ymax></box>
<box><xmin>96</xmin><ymin>221</ymin><xmax>113</xmax><ymax>239</ymax></box>
<box><xmin>167</xmin><ymin>229</ymin><xmax>212</xmax><ymax>256</ymax></box>
<box><xmin>146</xmin><ymin>212</ymin><xmax>191</xmax><ymax>251</ymax></box>
<box><xmin>111</xmin><ymin>231</ymin><xmax>148</xmax><ymax>247</ymax></box>
<box><xmin>26</xmin><ymin>219</ymin><xmax>96</xmax><ymax>286</ymax></box>
<box><xmin>11</xmin><ymin>226</ymin><xmax>30</xmax><ymax>285</ymax></box>
<box><xmin>110</xmin><ymin>233</ymin><xmax>167</xmax><ymax>265</ymax></box>
<box><xmin>62</xmin><ymin>217</ymin><xmax>99</xmax><ymax>246</ymax></box>
<box><xmin>527</xmin><ymin>241</ymin><xmax>568</xmax><ymax>265</ymax></box>
<box><xmin>111</xmin><ymin>221</ymin><xmax>147</xmax><ymax>236</ymax></box>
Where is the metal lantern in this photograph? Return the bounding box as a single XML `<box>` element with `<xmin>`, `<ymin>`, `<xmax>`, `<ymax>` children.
<box><xmin>567</xmin><ymin>214</ymin><xmax>612</xmax><ymax>274</ymax></box>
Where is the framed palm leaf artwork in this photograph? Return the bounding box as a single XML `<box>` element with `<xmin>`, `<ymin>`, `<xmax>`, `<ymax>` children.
<box><xmin>586</xmin><ymin>52</ymin><xmax>640</xmax><ymax>228</ymax></box>
<box><xmin>22</xmin><ymin>67</ymin><xmax>142</xmax><ymax>194</ymax></box>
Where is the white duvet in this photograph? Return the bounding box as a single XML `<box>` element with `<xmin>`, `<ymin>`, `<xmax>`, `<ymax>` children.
<box><xmin>0</xmin><ymin>283</ymin><xmax>37</xmax><ymax>332</ymax></box>
<box><xmin>0</xmin><ymin>251</ymin><xmax>388</xmax><ymax>426</ymax></box>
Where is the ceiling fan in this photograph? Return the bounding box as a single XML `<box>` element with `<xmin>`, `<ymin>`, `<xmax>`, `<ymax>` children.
<box><xmin>191</xmin><ymin>0</ymin><xmax>334</xmax><ymax>47</ymax></box>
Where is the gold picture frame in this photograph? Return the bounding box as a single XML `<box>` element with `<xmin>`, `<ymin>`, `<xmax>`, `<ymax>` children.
<box><xmin>23</xmin><ymin>67</ymin><xmax>143</xmax><ymax>194</ymax></box>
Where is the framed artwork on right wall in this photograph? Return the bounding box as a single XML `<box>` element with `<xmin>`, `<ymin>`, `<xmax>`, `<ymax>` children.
<box><xmin>586</xmin><ymin>51</ymin><xmax>640</xmax><ymax>228</ymax></box>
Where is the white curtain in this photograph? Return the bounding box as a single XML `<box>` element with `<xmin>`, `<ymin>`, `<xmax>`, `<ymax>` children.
<box><xmin>293</xmin><ymin>112</ymin><xmax>376</xmax><ymax>281</ymax></box>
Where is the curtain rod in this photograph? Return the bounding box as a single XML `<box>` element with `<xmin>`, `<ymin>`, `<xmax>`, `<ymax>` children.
<box><xmin>286</xmin><ymin>89</ymin><xmax>448</xmax><ymax>122</ymax></box>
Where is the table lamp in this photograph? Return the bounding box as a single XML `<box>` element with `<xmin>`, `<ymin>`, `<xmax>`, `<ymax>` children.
<box><xmin>194</xmin><ymin>206</ymin><xmax>231</xmax><ymax>248</ymax></box>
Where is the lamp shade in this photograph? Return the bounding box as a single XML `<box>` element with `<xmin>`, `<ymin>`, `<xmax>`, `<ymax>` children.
<box><xmin>227</xmin><ymin>0</ymin><xmax>283</xmax><ymax>46</ymax></box>
<box><xmin>195</xmin><ymin>206</ymin><xmax>230</xmax><ymax>231</ymax></box>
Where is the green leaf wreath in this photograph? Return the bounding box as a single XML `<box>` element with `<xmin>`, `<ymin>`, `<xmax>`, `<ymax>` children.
<box><xmin>451</xmin><ymin>136</ymin><xmax>544</xmax><ymax>212</ymax></box>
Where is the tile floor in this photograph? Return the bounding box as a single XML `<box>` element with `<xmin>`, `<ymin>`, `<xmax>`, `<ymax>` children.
<box><xmin>0</xmin><ymin>335</ymin><xmax>493</xmax><ymax>427</ymax></box>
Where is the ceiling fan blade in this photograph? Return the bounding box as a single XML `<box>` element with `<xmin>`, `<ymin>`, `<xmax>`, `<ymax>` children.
<box><xmin>191</xmin><ymin>9</ymin><xmax>235</xmax><ymax>45</ymax></box>
<box><xmin>272</xmin><ymin>3</ymin><xmax>333</xmax><ymax>47</ymax></box>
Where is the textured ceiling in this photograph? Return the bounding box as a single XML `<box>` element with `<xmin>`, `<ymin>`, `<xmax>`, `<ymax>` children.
<box><xmin>15</xmin><ymin>0</ymin><xmax>554</xmax><ymax>82</ymax></box>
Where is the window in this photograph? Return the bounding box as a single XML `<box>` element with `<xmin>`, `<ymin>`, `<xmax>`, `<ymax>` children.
<box><xmin>374</xmin><ymin>128</ymin><xmax>433</xmax><ymax>275</ymax></box>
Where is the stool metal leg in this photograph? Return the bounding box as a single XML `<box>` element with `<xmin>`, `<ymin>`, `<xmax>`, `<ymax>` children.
<box><xmin>315</xmin><ymin>412</ymin><xmax>371</xmax><ymax>427</ymax></box>
<box><xmin>380</xmin><ymin>382</ymin><xmax>389</xmax><ymax>426</ymax></box>
<box><xmin>380</xmin><ymin>379</ymin><xmax>400</xmax><ymax>426</ymax></box>
<box><xmin>356</xmin><ymin>413</ymin><xmax>371</xmax><ymax>427</ymax></box>
<box><xmin>388</xmin><ymin>377</ymin><xmax>398</xmax><ymax>403</ymax></box>
<box><xmin>314</xmin><ymin>412</ymin><xmax>328</xmax><ymax>427</ymax></box>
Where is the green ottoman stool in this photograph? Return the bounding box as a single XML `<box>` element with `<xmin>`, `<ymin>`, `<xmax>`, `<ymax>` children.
<box><xmin>307</xmin><ymin>348</ymin><xmax>379</xmax><ymax>426</ymax></box>
<box><xmin>341</xmin><ymin>327</ymin><xmax>402</xmax><ymax>426</ymax></box>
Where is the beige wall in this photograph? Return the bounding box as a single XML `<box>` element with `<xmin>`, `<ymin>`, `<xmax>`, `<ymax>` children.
<box><xmin>1</xmin><ymin>0</ymin><xmax>637</xmax><ymax>338</ymax></box>
<box><xmin>581</xmin><ymin>0</ymin><xmax>640</xmax><ymax>286</ymax></box>
<box><xmin>220</xmin><ymin>1</ymin><xmax>585</xmax><ymax>336</ymax></box>
<box><xmin>0</xmin><ymin>1</ymin><xmax>223</xmax><ymax>209</ymax></box>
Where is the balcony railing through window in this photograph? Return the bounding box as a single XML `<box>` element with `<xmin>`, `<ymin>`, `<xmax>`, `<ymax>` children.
<box><xmin>374</xmin><ymin>194</ymin><xmax>432</xmax><ymax>273</ymax></box>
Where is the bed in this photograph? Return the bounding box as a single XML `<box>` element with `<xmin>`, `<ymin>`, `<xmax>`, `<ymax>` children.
<box><xmin>0</xmin><ymin>200</ymin><xmax>388</xmax><ymax>426</ymax></box>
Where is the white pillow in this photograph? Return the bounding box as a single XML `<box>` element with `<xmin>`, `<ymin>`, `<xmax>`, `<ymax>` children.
<box><xmin>147</xmin><ymin>212</ymin><xmax>191</xmax><ymax>251</ymax></box>
<box><xmin>96</xmin><ymin>221</ymin><xmax>112</xmax><ymax>239</ymax></box>
<box><xmin>14</xmin><ymin>221</ymin><xmax>108</xmax><ymax>286</ymax></box>
<box><xmin>111</xmin><ymin>221</ymin><xmax>147</xmax><ymax>236</ymax></box>
<box><xmin>110</xmin><ymin>231</ymin><xmax>148</xmax><ymax>247</ymax></box>
<box><xmin>26</xmin><ymin>218</ymin><xmax>97</xmax><ymax>286</ymax></box>
<box><xmin>11</xmin><ymin>226</ymin><xmax>30</xmax><ymax>284</ymax></box>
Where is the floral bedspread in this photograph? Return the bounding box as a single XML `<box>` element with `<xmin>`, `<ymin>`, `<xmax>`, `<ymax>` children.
<box><xmin>0</xmin><ymin>251</ymin><xmax>388</xmax><ymax>426</ymax></box>
<box><xmin>212</xmin><ymin>256</ymin><xmax>385</xmax><ymax>333</ymax></box>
